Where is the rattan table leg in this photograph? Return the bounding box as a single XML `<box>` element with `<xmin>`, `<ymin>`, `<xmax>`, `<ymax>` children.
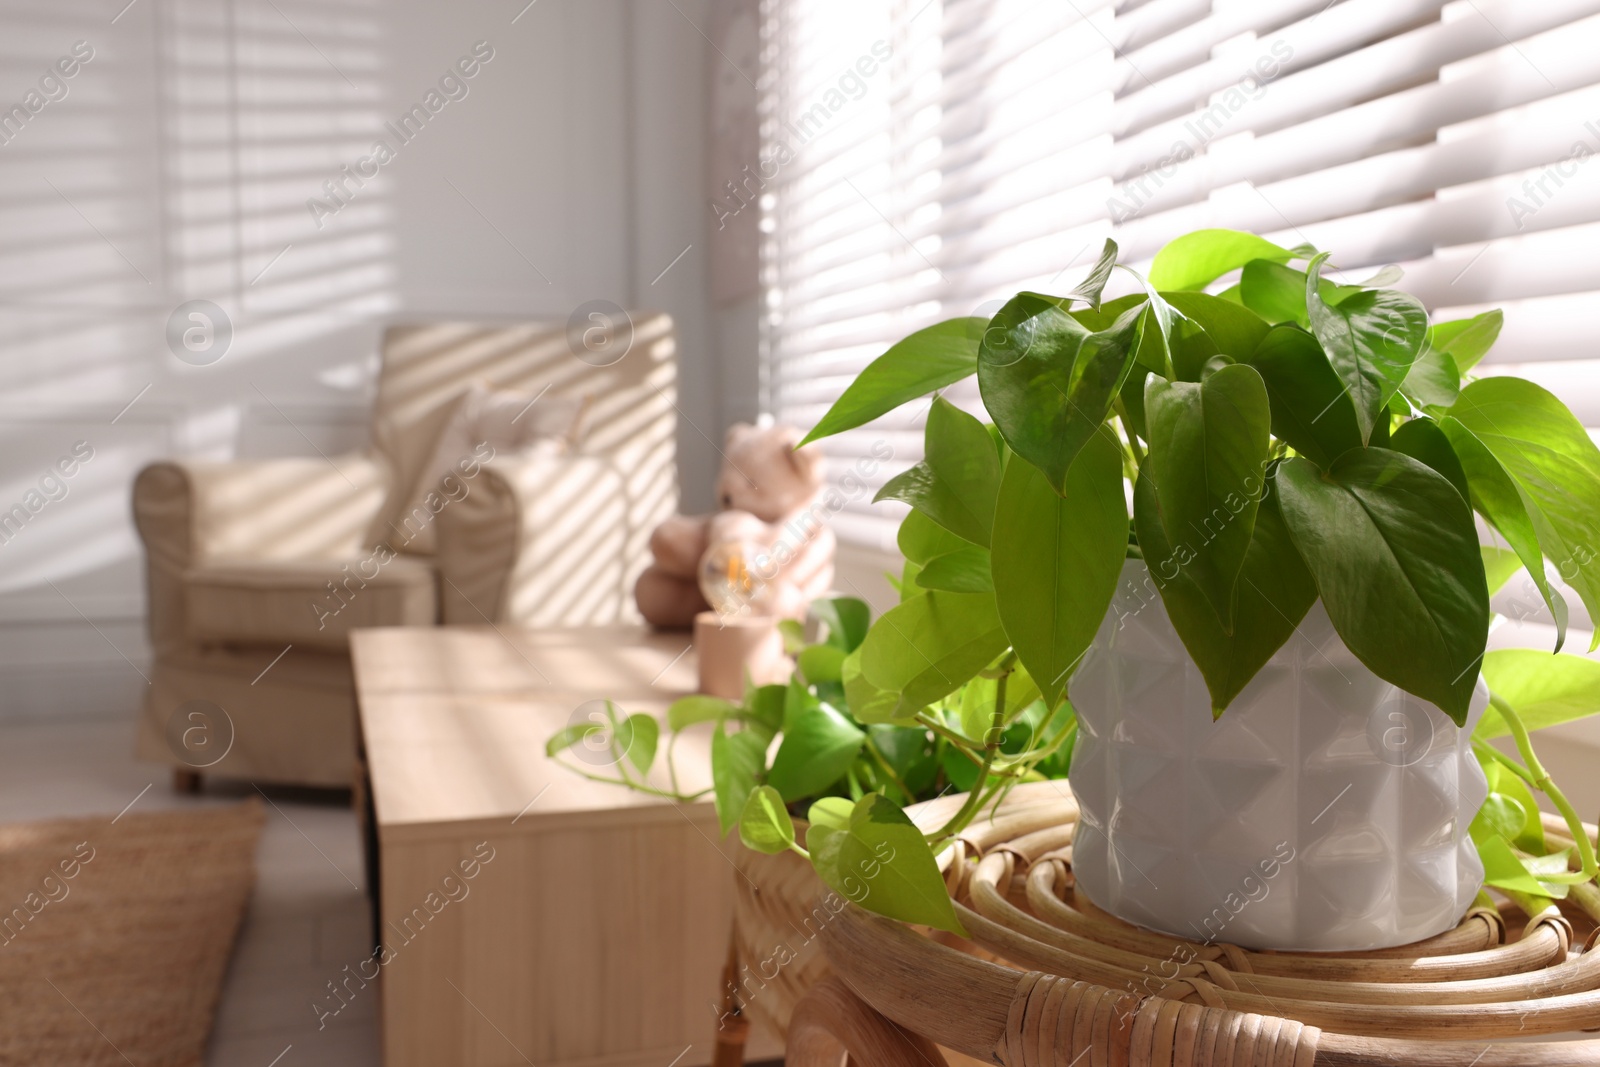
<box><xmin>789</xmin><ymin>976</ymin><xmax>950</xmax><ymax>1067</ymax></box>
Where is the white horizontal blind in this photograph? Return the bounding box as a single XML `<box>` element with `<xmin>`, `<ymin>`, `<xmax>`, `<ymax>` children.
<box><xmin>760</xmin><ymin>0</ymin><xmax>1600</xmax><ymax>564</ymax></box>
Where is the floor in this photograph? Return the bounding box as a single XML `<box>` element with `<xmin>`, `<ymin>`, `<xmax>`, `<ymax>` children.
<box><xmin>0</xmin><ymin>713</ymin><xmax>381</xmax><ymax>1066</ymax></box>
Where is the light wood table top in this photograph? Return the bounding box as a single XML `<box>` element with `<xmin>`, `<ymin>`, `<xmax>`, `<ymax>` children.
<box><xmin>351</xmin><ymin>624</ymin><xmax>718</xmax><ymax>841</ymax></box>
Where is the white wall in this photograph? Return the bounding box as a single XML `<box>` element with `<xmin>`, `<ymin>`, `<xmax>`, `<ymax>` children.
<box><xmin>0</xmin><ymin>0</ymin><xmax>723</xmax><ymax>718</ymax></box>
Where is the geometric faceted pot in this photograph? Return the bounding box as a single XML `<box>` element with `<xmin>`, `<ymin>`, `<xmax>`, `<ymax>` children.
<box><xmin>1069</xmin><ymin>560</ymin><xmax>1488</xmax><ymax>952</ymax></box>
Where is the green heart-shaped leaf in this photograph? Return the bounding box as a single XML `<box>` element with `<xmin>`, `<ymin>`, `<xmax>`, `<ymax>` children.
<box><xmin>1438</xmin><ymin>417</ymin><xmax>1566</xmax><ymax>649</ymax></box>
<box><xmin>978</xmin><ymin>293</ymin><xmax>1142</xmax><ymax>493</ymax></box>
<box><xmin>1389</xmin><ymin>418</ymin><xmax>1469</xmax><ymax>504</ymax></box>
<box><xmin>1143</xmin><ymin>364</ymin><xmax>1272</xmax><ymax>631</ymax></box>
<box><xmin>1428</xmin><ymin>310</ymin><xmax>1502</xmax><ymax>373</ymax></box>
<box><xmin>1162</xmin><ymin>291</ymin><xmax>1271</xmax><ymax>363</ymax></box>
<box><xmin>805</xmin><ymin>793</ymin><xmax>966</xmax><ymax>935</ymax></box>
<box><xmin>813</xmin><ymin>597</ymin><xmax>872</xmax><ymax>653</ymax></box>
<box><xmin>1275</xmin><ymin>451</ymin><xmax>1489</xmax><ymax>723</ymax></box>
<box><xmin>1133</xmin><ymin>474</ymin><xmax>1317</xmax><ymax>716</ymax></box>
<box><xmin>800</xmin><ymin>317</ymin><xmax>984</xmax><ymax>445</ymax></box>
<box><xmin>712</xmin><ymin>724</ymin><xmax>769</xmax><ymax>835</ymax></box>
<box><xmin>841</xmin><ymin>647</ymin><xmax>902</xmax><ymax>725</ymax></box>
<box><xmin>1147</xmin><ymin>229</ymin><xmax>1293</xmax><ymax>291</ymax></box>
<box><xmin>665</xmin><ymin>695</ymin><xmax>740</xmax><ymax>732</ymax></box>
<box><xmin>1248</xmin><ymin>325</ymin><xmax>1363</xmax><ymax>468</ymax></box>
<box><xmin>991</xmin><ymin>428</ymin><xmax>1126</xmax><ymax>707</ymax></box>
<box><xmin>1067</xmin><ymin>238</ymin><xmax>1118</xmax><ymax>309</ymax></box>
<box><xmin>1449</xmin><ymin>378</ymin><xmax>1600</xmax><ymax>651</ymax></box>
<box><xmin>915</xmin><ymin>545</ymin><xmax>993</xmax><ymax>593</ymax></box>
<box><xmin>896</xmin><ymin>508</ymin><xmax>968</xmax><ymax>566</ymax></box>
<box><xmin>1305</xmin><ymin>253</ymin><xmax>1428</xmax><ymax>443</ymax></box>
<box><xmin>875</xmin><ymin>396</ymin><xmax>1000</xmax><ymax>546</ymax></box>
<box><xmin>1474</xmin><ymin>833</ymin><xmax>1548</xmax><ymax>897</ymax></box>
<box><xmin>739</xmin><ymin>785</ymin><xmax>796</xmax><ymax>854</ymax></box>
<box><xmin>1238</xmin><ymin>259</ymin><xmax>1357</xmax><ymax>326</ymax></box>
<box><xmin>808</xmin><ymin>796</ymin><xmax>853</xmax><ymax>832</ymax></box>
<box><xmin>797</xmin><ymin>643</ymin><xmax>847</xmax><ymax>685</ymax></box>
<box><xmin>619</xmin><ymin>713</ymin><xmax>658</xmax><ymax>776</ymax></box>
<box><xmin>860</xmin><ymin>590</ymin><xmax>1009</xmax><ymax>718</ymax></box>
<box><xmin>1399</xmin><ymin>345</ymin><xmax>1462</xmax><ymax>411</ymax></box>
<box><xmin>766</xmin><ymin>703</ymin><xmax>865</xmax><ymax>802</ymax></box>
<box><xmin>1477</xmin><ymin>650</ymin><xmax>1600</xmax><ymax>739</ymax></box>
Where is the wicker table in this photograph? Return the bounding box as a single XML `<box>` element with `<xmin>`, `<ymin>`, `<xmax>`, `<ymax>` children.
<box><xmin>789</xmin><ymin>782</ymin><xmax>1600</xmax><ymax>1067</ymax></box>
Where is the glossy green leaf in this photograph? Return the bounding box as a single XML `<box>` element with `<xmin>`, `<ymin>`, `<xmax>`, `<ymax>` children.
<box><xmin>1438</xmin><ymin>416</ymin><xmax>1567</xmax><ymax>649</ymax></box>
<box><xmin>665</xmin><ymin>695</ymin><xmax>740</xmax><ymax>733</ymax></box>
<box><xmin>1066</xmin><ymin>292</ymin><xmax>1145</xmax><ymax>332</ymax></box>
<box><xmin>897</xmin><ymin>505</ymin><xmax>971</xmax><ymax>565</ymax></box>
<box><xmin>808</xmin><ymin>796</ymin><xmax>853</xmax><ymax>832</ymax></box>
<box><xmin>1429</xmin><ymin>310</ymin><xmax>1503</xmax><ymax>373</ymax></box>
<box><xmin>1449</xmin><ymin>378</ymin><xmax>1600</xmax><ymax>651</ymax></box>
<box><xmin>766</xmin><ymin>703</ymin><xmax>865</xmax><ymax>803</ymax></box>
<box><xmin>778</xmin><ymin>618</ymin><xmax>807</xmax><ymax>655</ymax></box>
<box><xmin>875</xmin><ymin>396</ymin><xmax>1000</xmax><ymax>546</ymax></box>
<box><xmin>1144</xmin><ymin>364</ymin><xmax>1273</xmax><ymax>631</ymax></box>
<box><xmin>712</xmin><ymin>723</ymin><xmax>769</xmax><ymax>835</ymax></box>
<box><xmin>1475</xmin><ymin>833</ymin><xmax>1548</xmax><ymax>896</ymax></box>
<box><xmin>1389</xmin><ymin>418</ymin><xmax>1469</xmax><ymax>504</ymax></box>
<box><xmin>1473</xmin><ymin>792</ymin><xmax>1527</xmax><ymax>843</ymax></box>
<box><xmin>977</xmin><ymin>293</ymin><xmax>1143</xmax><ymax>493</ymax></box>
<box><xmin>1163</xmin><ymin>317</ymin><xmax>1222</xmax><ymax>382</ymax></box>
<box><xmin>1162</xmin><ymin>291</ymin><xmax>1271</xmax><ymax>363</ymax></box>
<box><xmin>813</xmin><ymin>597</ymin><xmax>872</xmax><ymax>653</ymax></box>
<box><xmin>1488</xmin><ymin>765</ymin><xmax>1547</xmax><ymax>853</ymax></box>
<box><xmin>841</xmin><ymin>647</ymin><xmax>902</xmax><ymax>725</ymax></box>
<box><xmin>1147</xmin><ymin>229</ymin><xmax>1293</xmax><ymax>291</ymax></box>
<box><xmin>800</xmin><ymin>318</ymin><xmax>984</xmax><ymax>445</ymax></box>
<box><xmin>1399</xmin><ymin>344</ymin><xmax>1462</xmax><ymax>411</ymax></box>
<box><xmin>860</xmin><ymin>590</ymin><xmax>1010</xmax><ymax>718</ymax></box>
<box><xmin>958</xmin><ymin>661</ymin><xmax>1042</xmax><ymax>744</ymax></box>
<box><xmin>992</xmin><ymin>429</ymin><xmax>1127</xmax><ymax>707</ymax></box>
<box><xmin>620</xmin><ymin>713</ymin><xmax>659</xmax><ymax>776</ymax></box>
<box><xmin>1305</xmin><ymin>253</ymin><xmax>1428</xmax><ymax>444</ymax></box>
<box><xmin>805</xmin><ymin>793</ymin><xmax>966</xmax><ymax>935</ymax></box>
<box><xmin>1477</xmin><ymin>649</ymin><xmax>1600</xmax><ymax>739</ymax></box>
<box><xmin>1067</xmin><ymin>238</ymin><xmax>1118</xmax><ymax>309</ymax></box>
<box><xmin>739</xmin><ymin>785</ymin><xmax>796</xmax><ymax>854</ymax></box>
<box><xmin>915</xmin><ymin>545</ymin><xmax>994</xmax><ymax>593</ymax></box>
<box><xmin>797</xmin><ymin>643</ymin><xmax>847</xmax><ymax>685</ymax></box>
<box><xmin>1248</xmin><ymin>325</ymin><xmax>1364</xmax><ymax>468</ymax></box>
<box><xmin>545</xmin><ymin>721</ymin><xmax>601</xmax><ymax>758</ymax></box>
<box><xmin>1275</xmin><ymin>452</ymin><xmax>1489</xmax><ymax>723</ymax></box>
<box><xmin>745</xmin><ymin>684</ymin><xmax>786</xmax><ymax>734</ymax></box>
<box><xmin>1238</xmin><ymin>259</ymin><xmax>1355</xmax><ymax>326</ymax></box>
<box><xmin>1134</xmin><ymin>475</ymin><xmax>1318</xmax><ymax>715</ymax></box>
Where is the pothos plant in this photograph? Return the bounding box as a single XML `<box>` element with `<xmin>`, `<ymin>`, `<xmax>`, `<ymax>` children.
<box><xmin>561</xmin><ymin>228</ymin><xmax>1600</xmax><ymax>936</ymax></box>
<box><xmin>548</xmin><ymin>595</ymin><xmax>1073</xmax><ymax>935</ymax></box>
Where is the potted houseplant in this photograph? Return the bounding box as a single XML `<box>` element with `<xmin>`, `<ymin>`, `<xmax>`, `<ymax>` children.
<box><xmin>786</xmin><ymin>229</ymin><xmax>1600</xmax><ymax>951</ymax></box>
<box><xmin>563</xmin><ymin>228</ymin><xmax>1599</xmax><ymax>960</ymax></box>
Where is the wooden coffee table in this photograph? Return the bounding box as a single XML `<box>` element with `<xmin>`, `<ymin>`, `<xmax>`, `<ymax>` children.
<box><xmin>350</xmin><ymin>625</ymin><xmax>779</xmax><ymax>1067</ymax></box>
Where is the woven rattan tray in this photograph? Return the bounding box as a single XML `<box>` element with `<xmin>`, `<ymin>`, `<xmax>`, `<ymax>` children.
<box><xmin>816</xmin><ymin>782</ymin><xmax>1600</xmax><ymax>1066</ymax></box>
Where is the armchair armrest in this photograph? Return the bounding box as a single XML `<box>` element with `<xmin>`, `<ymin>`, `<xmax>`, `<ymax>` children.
<box><xmin>132</xmin><ymin>454</ymin><xmax>390</xmax><ymax>653</ymax></box>
<box><xmin>434</xmin><ymin>449</ymin><xmax>635</xmax><ymax>627</ymax></box>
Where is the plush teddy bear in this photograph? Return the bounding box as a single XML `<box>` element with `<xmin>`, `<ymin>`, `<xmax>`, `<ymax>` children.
<box><xmin>635</xmin><ymin>421</ymin><xmax>836</xmax><ymax>629</ymax></box>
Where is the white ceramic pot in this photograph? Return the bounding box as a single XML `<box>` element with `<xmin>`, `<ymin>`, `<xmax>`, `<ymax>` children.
<box><xmin>1068</xmin><ymin>560</ymin><xmax>1488</xmax><ymax>952</ymax></box>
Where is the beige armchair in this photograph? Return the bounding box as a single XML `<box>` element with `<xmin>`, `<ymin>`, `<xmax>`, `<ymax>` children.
<box><xmin>131</xmin><ymin>316</ymin><xmax>678</xmax><ymax>789</ymax></box>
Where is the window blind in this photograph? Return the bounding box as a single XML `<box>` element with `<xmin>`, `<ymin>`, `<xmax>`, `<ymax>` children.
<box><xmin>759</xmin><ymin>0</ymin><xmax>1600</xmax><ymax>579</ymax></box>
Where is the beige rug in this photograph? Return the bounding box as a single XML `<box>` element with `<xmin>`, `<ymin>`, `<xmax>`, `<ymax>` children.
<box><xmin>0</xmin><ymin>800</ymin><xmax>263</xmax><ymax>1067</ymax></box>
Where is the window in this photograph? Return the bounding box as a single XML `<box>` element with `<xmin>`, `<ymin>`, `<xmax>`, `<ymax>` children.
<box><xmin>760</xmin><ymin>0</ymin><xmax>1600</xmax><ymax>567</ymax></box>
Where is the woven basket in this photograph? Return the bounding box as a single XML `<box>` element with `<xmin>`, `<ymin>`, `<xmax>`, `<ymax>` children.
<box><xmin>731</xmin><ymin>824</ymin><xmax>834</xmax><ymax>1040</ymax></box>
<box><xmin>813</xmin><ymin>782</ymin><xmax>1600</xmax><ymax>1067</ymax></box>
